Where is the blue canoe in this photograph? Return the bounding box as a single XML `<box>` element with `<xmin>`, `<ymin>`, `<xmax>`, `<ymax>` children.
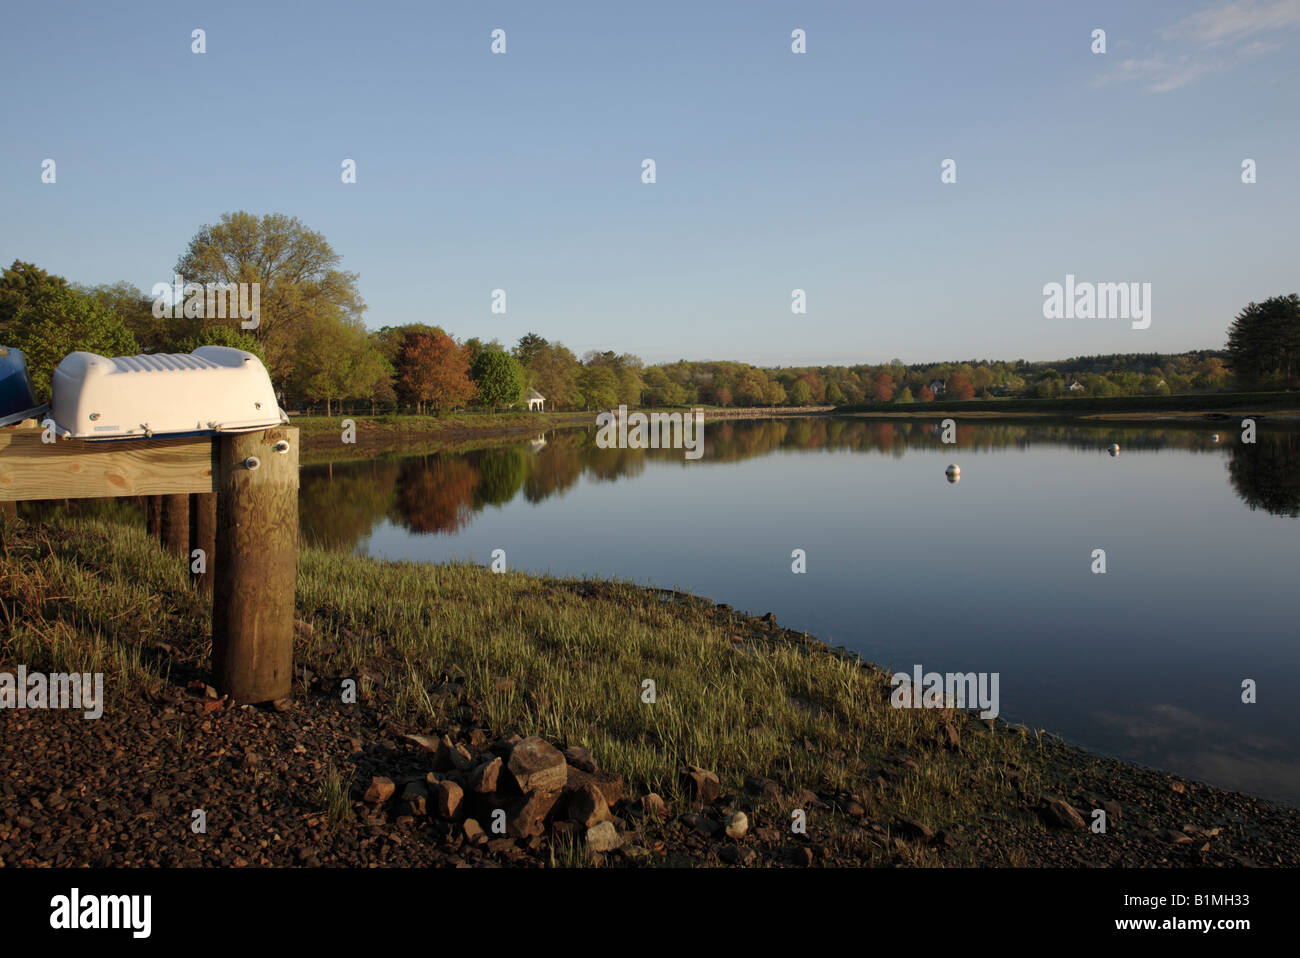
<box><xmin>0</xmin><ymin>346</ymin><xmax>48</xmax><ymax>427</ymax></box>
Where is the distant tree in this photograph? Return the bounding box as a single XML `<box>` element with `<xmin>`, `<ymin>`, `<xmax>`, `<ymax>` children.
<box><xmin>395</xmin><ymin>331</ymin><xmax>474</xmax><ymax>415</ymax></box>
<box><xmin>0</xmin><ymin>260</ymin><xmax>68</xmax><ymax>334</ymax></box>
<box><xmin>174</xmin><ymin>212</ymin><xmax>365</xmax><ymax>392</ymax></box>
<box><xmin>527</xmin><ymin>341</ymin><xmax>582</xmax><ymax>409</ymax></box>
<box><xmin>825</xmin><ymin>381</ymin><xmax>845</xmax><ymax>404</ymax></box>
<box><xmin>897</xmin><ymin>386</ymin><xmax>914</xmax><ymax>403</ymax></box>
<box><xmin>788</xmin><ymin>379</ymin><xmax>812</xmax><ymax>405</ymax></box>
<box><xmin>513</xmin><ymin>332</ymin><xmax>548</xmax><ymax>369</ymax></box>
<box><xmin>178</xmin><ymin>324</ymin><xmax>266</xmax><ymax>364</ymax></box>
<box><xmin>947</xmin><ymin>372</ymin><xmax>976</xmax><ymax>400</ymax></box>
<box><xmin>874</xmin><ymin>374</ymin><xmax>894</xmax><ymax>403</ymax></box>
<box><xmin>1226</xmin><ymin>294</ymin><xmax>1300</xmax><ymax>389</ymax></box>
<box><xmin>578</xmin><ymin>364</ymin><xmax>619</xmax><ymax>410</ymax></box>
<box><xmin>470</xmin><ymin>347</ymin><xmax>525</xmax><ymax>408</ymax></box>
<box><xmin>2</xmin><ymin>281</ymin><xmax>136</xmax><ymax>399</ymax></box>
<box><xmin>919</xmin><ymin>385</ymin><xmax>935</xmax><ymax>402</ymax></box>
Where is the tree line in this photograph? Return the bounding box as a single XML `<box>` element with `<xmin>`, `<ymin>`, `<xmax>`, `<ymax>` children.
<box><xmin>1</xmin><ymin>211</ymin><xmax>1294</xmax><ymax>413</ymax></box>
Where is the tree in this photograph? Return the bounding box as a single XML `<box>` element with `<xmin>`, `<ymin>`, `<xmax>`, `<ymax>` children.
<box><xmin>788</xmin><ymin>379</ymin><xmax>812</xmax><ymax>405</ymax></box>
<box><xmin>919</xmin><ymin>385</ymin><xmax>935</xmax><ymax>402</ymax></box>
<box><xmin>1226</xmin><ymin>294</ymin><xmax>1300</xmax><ymax>389</ymax></box>
<box><xmin>513</xmin><ymin>332</ymin><xmax>548</xmax><ymax>369</ymax></box>
<box><xmin>897</xmin><ymin>386</ymin><xmax>914</xmax><ymax>403</ymax></box>
<box><xmin>578</xmin><ymin>364</ymin><xmax>619</xmax><ymax>410</ymax></box>
<box><xmin>2</xmin><ymin>279</ymin><xmax>136</xmax><ymax>399</ymax></box>
<box><xmin>470</xmin><ymin>347</ymin><xmax>525</xmax><ymax>408</ymax></box>
<box><xmin>178</xmin><ymin>324</ymin><xmax>266</xmax><ymax>364</ymax></box>
<box><xmin>394</xmin><ymin>331</ymin><xmax>475</xmax><ymax>415</ymax></box>
<box><xmin>825</xmin><ymin>381</ymin><xmax>844</xmax><ymax>405</ymax></box>
<box><xmin>174</xmin><ymin>212</ymin><xmax>365</xmax><ymax>392</ymax></box>
<box><xmin>874</xmin><ymin>374</ymin><xmax>894</xmax><ymax>403</ymax></box>
<box><xmin>526</xmin><ymin>341</ymin><xmax>582</xmax><ymax>409</ymax></box>
<box><xmin>0</xmin><ymin>260</ymin><xmax>68</xmax><ymax>335</ymax></box>
<box><xmin>947</xmin><ymin>372</ymin><xmax>976</xmax><ymax>400</ymax></box>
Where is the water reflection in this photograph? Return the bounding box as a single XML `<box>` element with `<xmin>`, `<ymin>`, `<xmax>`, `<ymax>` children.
<box><xmin>300</xmin><ymin>418</ymin><xmax>1298</xmax><ymax>551</ymax></box>
<box><xmin>1228</xmin><ymin>432</ymin><xmax>1300</xmax><ymax>518</ymax></box>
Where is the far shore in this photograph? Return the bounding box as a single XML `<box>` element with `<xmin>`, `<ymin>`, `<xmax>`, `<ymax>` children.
<box><xmin>290</xmin><ymin>394</ymin><xmax>1298</xmax><ymax>463</ymax></box>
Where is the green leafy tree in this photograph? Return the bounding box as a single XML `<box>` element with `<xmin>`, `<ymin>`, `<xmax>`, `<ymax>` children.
<box><xmin>178</xmin><ymin>324</ymin><xmax>266</xmax><ymax>364</ymax></box>
<box><xmin>470</xmin><ymin>346</ymin><xmax>525</xmax><ymax>408</ymax></box>
<box><xmin>788</xmin><ymin>379</ymin><xmax>812</xmax><ymax>405</ymax></box>
<box><xmin>578</xmin><ymin>364</ymin><xmax>619</xmax><ymax>409</ymax></box>
<box><xmin>174</xmin><ymin>212</ymin><xmax>365</xmax><ymax>392</ymax></box>
<box><xmin>4</xmin><ymin>282</ymin><xmax>136</xmax><ymax>399</ymax></box>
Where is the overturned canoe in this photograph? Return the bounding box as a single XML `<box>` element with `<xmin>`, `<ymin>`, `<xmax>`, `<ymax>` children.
<box><xmin>0</xmin><ymin>346</ymin><xmax>48</xmax><ymax>427</ymax></box>
<box><xmin>50</xmin><ymin>346</ymin><xmax>287</xmax><ymax>439</ymax></box>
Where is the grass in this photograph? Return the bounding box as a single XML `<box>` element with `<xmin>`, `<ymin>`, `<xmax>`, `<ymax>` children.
<box><xmin>0</xmin><ymin>510</ymin><xmax>1046</xmax><ymax>852</ymax></box>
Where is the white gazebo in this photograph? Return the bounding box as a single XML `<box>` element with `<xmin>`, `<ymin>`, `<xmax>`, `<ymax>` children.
<box><xmin>526</xmin><ymin>389</ymin><xmax>545</xmax><ymax>411</ymax></box>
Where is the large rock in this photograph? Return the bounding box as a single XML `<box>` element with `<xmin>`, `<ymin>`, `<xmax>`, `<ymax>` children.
<box><xmin>1039</xmin><ymin>796</ymin><xmax>1086</xmax><ymax>830</ymax></box>
<box><xmin>401</xmin><ymin>781</ymin><xmax>428</xmax><ymax>817</ymax></box>
<box><xmin>724</xmin><ymin>811</ymin><xmax>749</xmax><ymax>839</ymax></box>
<box><xmin>507</xmin><ymin>737</ymin><xmax>568</xmax><ymax>795</ymax></box>
<box><xmin>567</xmin><ymin>783</ymin><xmax>612</xmax><ymax>829</ymax></box>
<box><xmin>563</xmin><ymin>746</ymin><xmax>598</xmax><ymax>773</ymax></box>
<box><xmin>468</xmin><ymin>757</ymin><xmax>502</xmax><ymax>794</ymax></box>
<box><xmin>507</xmin><ymin>789</ymin><xmax>560</xmax><ymax>838</ymax></box>
<box><xmin>362</xmin><ymin>776</ymin><xmax>394</xmax><ymax>804</ymax></box>
<box><xmin>431</xmin><ymin>780</ymin><xmax>464</xmax><ymax>820</ymax></box>
<box><xmin>679</xmin><ymin>766</ymin><xmax>722</xmax><ymax>803</ymax></box>
<box><xmin>565</xmin><ymin>766</ymin><xmax>625</xmax><ymax>806</ymax></box>
<box><xmin>585</xmin><ymin>820</ymin><xmax>622</xmax><ymax>852</ymax></box>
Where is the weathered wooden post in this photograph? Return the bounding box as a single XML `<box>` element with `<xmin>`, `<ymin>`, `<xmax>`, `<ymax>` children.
<box><xmin>146</xmin><ymin>495</ymin><xmax>162</xmax><ymax>540</ymax></box>
<box><xmin>211</xmin><ymin>426</ymin><xmax>299</xmax><ymax>703</ymax></box>
<box><xmin>189</xmin><ymin>491</ymin><xmax>217</xmax><ymax>592</ymax></box>
<box><xmin>160</xmin><ymin>493</ymin><xmax>189</xmax><ymax>558</ymax></box>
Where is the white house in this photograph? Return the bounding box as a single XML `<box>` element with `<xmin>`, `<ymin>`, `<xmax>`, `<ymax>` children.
<box><xmin>526</xmin><ymin>388</ymin><xmax>545</xmax><ymax>411</ymax></box>
<box><xmin>1068</xmin><ymin>380</ymin><xmax>1085</xmax><ymax>392</ymax></box>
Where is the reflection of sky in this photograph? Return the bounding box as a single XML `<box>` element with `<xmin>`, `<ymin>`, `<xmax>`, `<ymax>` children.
<box><xmin>314</xmin><ymin>424</ymin><xmax>1300</xmax><ymax>807</ymax></box>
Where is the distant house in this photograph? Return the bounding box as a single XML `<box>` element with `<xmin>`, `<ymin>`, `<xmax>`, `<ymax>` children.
<box><xmin>526</xmin><ymin>388</ymin><xmax>545</xmax><ymax>411</ymax></box>
<box><xmin>928</xmin><ymin>379</ymin><xmax>946</xmax><ymax>397</ymax></box>
<box><xmin>1068</xmin><ymin>380</ymin><xmax>1086</xmax><ymax>392</ymax></box>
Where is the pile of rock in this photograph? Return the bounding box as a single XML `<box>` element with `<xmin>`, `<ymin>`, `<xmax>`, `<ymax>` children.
<box><xmin>362</xmin><ymin>735</ymin><xmax>632</xmax><ymax>856</ymax></box>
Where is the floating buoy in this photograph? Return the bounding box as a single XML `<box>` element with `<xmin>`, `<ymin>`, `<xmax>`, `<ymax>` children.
<box><xmin>1108</xmin><ymin>443</ymin><xmax>1120</xmax><ymax>456</ymax></box>
<box><xmin>1211</xmin><ymin>434</ymin><xmax>1220</xmax><ymax>442</ymax></box>
<box><xmin>945</xmin><ymin>464</ymin><xmax>960</xmax><ymax>483</ymax></box>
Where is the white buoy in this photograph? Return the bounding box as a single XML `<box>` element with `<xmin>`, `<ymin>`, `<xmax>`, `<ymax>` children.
<box><xmin>1108</xmin><ymin>443</ymin><xmax>1120</xmax><ymax>456</ymax></box>
<box><xmin>1211</xmin><ymin>434</ymin><xmax>1220</xmax><ymax>442</ymax></box>
<box><xmin>945</xmin><ymin>464</ymin><xmax>960</xmax><ymax>484</ymax></box>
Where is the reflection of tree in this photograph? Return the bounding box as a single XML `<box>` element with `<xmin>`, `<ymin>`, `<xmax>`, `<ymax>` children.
<box><xmin>470</xmin><ymin>447</ymin><xmax>528</xmax><ymax>508</ymax></box>
<box><xmin>392</xmin><ymin>456</ymin><xmax>481</xmax><ymax>533</ymax></box>
<box><xmin>523</xmin><ymin>432</ymin><xmax>584</xmax><ymax>503</ymax></box>
<box><xmin>300</xmin><ymin>460</ymin><xmax>397</xmax><ymax>550</ymax></box>
<box><xmin>1228</xmin><ymin>433</ymin><xmax>1300</xmax><ymax>518</ymax></box>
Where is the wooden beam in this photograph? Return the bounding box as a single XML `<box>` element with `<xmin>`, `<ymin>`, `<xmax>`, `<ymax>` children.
<box><xmin>146</xmin><ymin>495</ymin><xmax>161</xmax><ymax>539</ymax></box>
<box><xmin>211</xmin><ymin>427</ymin><xmax>299</xmax><ymax>704</ymax></box>
<box><xmin>0</xmin><ymin>431</ymin><xmax>217</xmax><ymax>502</ymax></box>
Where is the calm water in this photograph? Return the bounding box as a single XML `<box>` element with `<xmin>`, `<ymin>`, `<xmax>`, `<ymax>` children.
<box><xmin>301</xmin><ymin>418</ymin><xmax>1300</xmax><ymax>806</ymax></box>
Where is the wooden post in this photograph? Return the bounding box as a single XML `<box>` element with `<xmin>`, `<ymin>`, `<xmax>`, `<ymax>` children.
<box><xmin>160</xmin><ymin>493</ymin><xmax>189</xmax><ymax>558</ymax></box>
<box><xmin>211</xmin><ymin>427</ymin><xmax>298</xmax><ymax>703</ymax></box>
<box><xmin>146</xmin><ymin>495</ymin><xmax>162</xmax><ymax>540</ymax></box>
<box><xmin>189</xmin><ymin>492</ymin><xmax>217</xmax><ymax>592</ymax></box>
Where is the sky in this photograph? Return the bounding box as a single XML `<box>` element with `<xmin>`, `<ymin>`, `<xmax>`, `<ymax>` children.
<box><xmin>2</xmin><ymin>0</ymin><xmax>1298</xmax><ymax>367</ymax></box>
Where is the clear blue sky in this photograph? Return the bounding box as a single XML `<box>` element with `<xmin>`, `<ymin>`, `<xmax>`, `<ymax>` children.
<box><xmin>2</xmin><ymin>1</ymin><xmax>1297</xmax><ymax>366</ymax></box>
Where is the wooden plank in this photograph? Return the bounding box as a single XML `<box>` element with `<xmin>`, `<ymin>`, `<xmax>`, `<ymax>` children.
<box><xmin>0</xmin><ymin>431</ymin><xmax>217</xmax><ymax>502</ymax></box>
<box><xmin>211</xmin><ymin>427</ymin><xmax>299</xmax><ymax>703</ymax></box>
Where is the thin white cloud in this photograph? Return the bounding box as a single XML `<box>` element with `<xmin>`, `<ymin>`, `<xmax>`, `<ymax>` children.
<box><xmin>1096</xmin><ymin>0</ymin><xmax>1299</xmax><ymax>92</ymax></box>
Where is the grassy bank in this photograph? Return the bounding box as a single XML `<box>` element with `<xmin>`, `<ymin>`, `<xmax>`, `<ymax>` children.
<box><xmin>4</xmin><ymin>509</ymin><xmax>1298</xmax><ymax>867</ymax></box>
